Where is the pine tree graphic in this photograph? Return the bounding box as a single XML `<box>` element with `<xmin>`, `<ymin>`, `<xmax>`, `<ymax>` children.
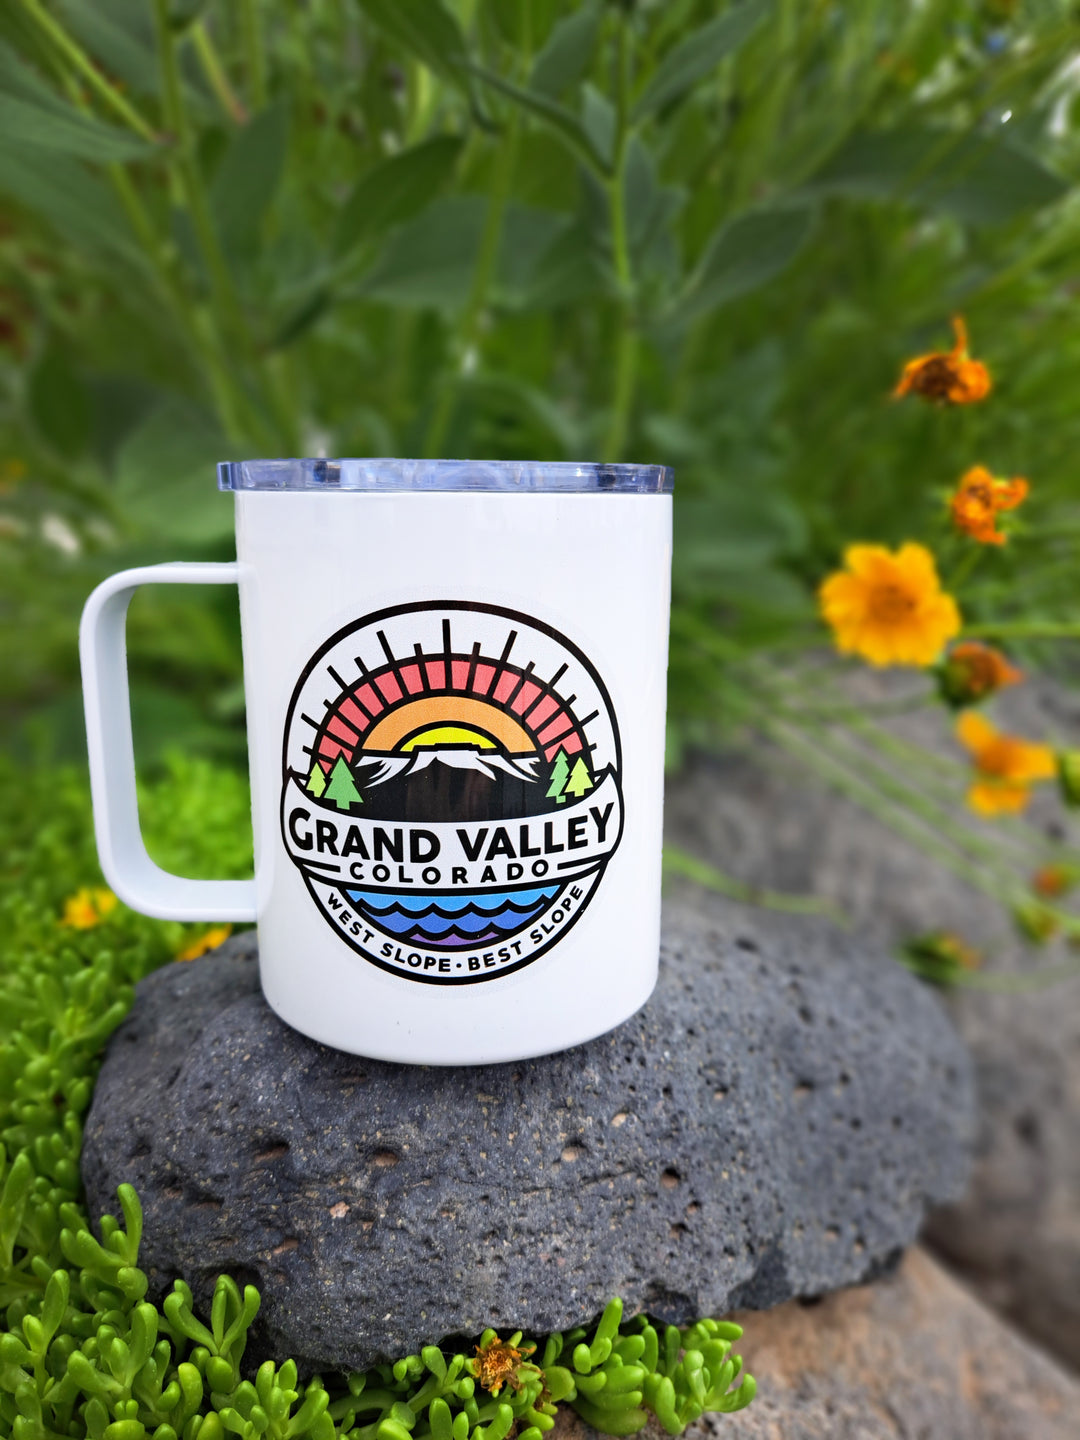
<box><xmin>324</xmin><ymin>755</ymin><xmax>363</xmax><ymax>811</ymax></box>
<box><xmin>564</xmin><ymin>756</ymin><xmax>594</xmax><ymax>800</ymax></box>
<box><xmin>546</xmin><ymin>748</ymin><xmax>571</xmax><ymax>805</ymax></box>
<box><xmin>306</xmin><ymin>762</ymin><xmax>327</xmax><ymax>799</ymax></box>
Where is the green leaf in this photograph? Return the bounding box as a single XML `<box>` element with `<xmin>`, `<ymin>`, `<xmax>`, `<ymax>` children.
<box><xmin>520</xmin><ymin>219</ymin><xmax>606</xmax><ymax>309</ymax></box>
<box><xmin>360</xmin><ymin>196</ymin><xmax>569</xmax><ymax>312</ymax></box>
<box><xmin>0</xmin><ymin>92</ymin><xmax>153</xmax><ymax>163</ymax></box>
<box><xmin>674</xmin><ymin>486</ymin><xmax>806</xmax><ymax>580</ymax></box>
<box><xmin>0</xmin><ymin>1150</ymin><xmax>33</xmax><ymax>1268</ymax></box>
<box><xmin>465</xmin><ymin>63</ymin><xmax>609</xmax><ymax>175</ymax></box>
<box><xmin>113</xmin><ymin>402</ymin><xmax>235</xmax><ymax>544</ymax></box>
<box><xmin>802</xmin><ymin>127</ymin><xmax>1068</xmax><ymax>225</ymax></box>
<box><xmin>354</xmin><ymin>0</ymin><xmax>467</xmax><ymax>83</ymax></box>
<box><xmin>55</xmin><ymin>0</ymin><xmax>161</xmax><ymax>99</ymax></box>
<box><xmin>333</xmin><ymin>136</ymin><xmax>463</xmax><ymax>259</ymax></box>
<box><xmin>581</xmin><ymin>84</ymin><xmax>615</xmax><ymax>171</ymax></box>
<box><xmin>29</xmin><ymin>346</ymin><xmax>92</xmax><ymax>459</ymax></box>
<box><xmin>673</xmin><ymin>204</ymin><xmax>815</xmax><ymax>322</ymax></box>
<box><xmin>530</xmin><ymin>1</ymin><xmax>601</xmax><ymax>98</ymax></box>
<box><xmin>0</xmin><ymin>145</ymin><xmax>143</xmax><ymax>263</ymax></box>
<box><xmin>623</xmin><ymin>137</ymin><xmax>684</xmax><ymax>273</ymax></box>
<box><xmin>0</xmin><ymin>36</ymin><xmax>78</xmax><ymax>113</ymax></box>
<box><xmin>633</xmin><ymin>0</ymin><xmax>768</xmax><ymax>120</ymax></box>
<box><xmin>569</xmin><ymin>1399</ymin><xmax>648</xmax><ymax>1436</ymax></box>
<box><xmin>210</xmin><ymin>101</ymin><xmax>289</xmax><ymax>261</ymax></box>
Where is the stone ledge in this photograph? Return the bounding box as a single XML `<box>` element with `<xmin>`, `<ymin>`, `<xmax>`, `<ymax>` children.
<box><xmin>554</xmin><ymin>1248</ymin><xmax>1079</xmax><ymax>1440</ymax></box>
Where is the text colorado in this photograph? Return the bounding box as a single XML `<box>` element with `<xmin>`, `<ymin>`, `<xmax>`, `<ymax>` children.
<box><xmin>281</xmin><ymin>772</ymin><xmax>621</xmax><ymax>891</ymax></box>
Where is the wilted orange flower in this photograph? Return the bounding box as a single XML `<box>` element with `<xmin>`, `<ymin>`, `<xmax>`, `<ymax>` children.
<box><xmin>956</xmin><ymin>712</ymin><xmax>1055</xmax><ymax>816</ymax></box>
<box><xmin>473</xmin><ymin>1333</ymin><xmax>538</xmax><ymax>1396</ymax></box>
<box><xmin>176</xmin><ymin>924</ymin><xmax>232</xmax><ymax>961</ymax></box>
<box><xmin>819</xmin><ymin>543</ymin><xmax>961</xmax><ymax>667</ymax></box>
<box><xmin>950</xmin><ymin>466</ymin><xmax>1028</xmax><ymax>545</ymax></box>
<box><xmin>938</xmin><ymin>641</ymin><xmax>1022</xmax><ymax>708</ymax></box>
<box><xmin>60</xmin><ymin>887</ymin><xmax>117</xmax><ymax>929</ymax></box>
<box><xmin>893</xmin><ymin>316</ymin><xmax>991</xmax><ymax>404</ymax></box>
<box><xmin>1032</xmin><ymin>864</ymin><xmax>1077</xmax><ymax>899</ymax></box>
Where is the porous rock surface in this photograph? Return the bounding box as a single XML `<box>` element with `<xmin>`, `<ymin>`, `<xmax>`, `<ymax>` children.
<box><xmin>554</xmin><ymin>1248</ymin><xmax>1080</xmax><ymax>1440</ymax></box>
<box><xmin>82</xmin><ymin>906</ymin><xmax>973</xmax><ymax>1373</ymax></box>
<box><xmin>664</xmin><ymin>673</ymin><xmax>1080</xmax><ymax>1371</ymax></box>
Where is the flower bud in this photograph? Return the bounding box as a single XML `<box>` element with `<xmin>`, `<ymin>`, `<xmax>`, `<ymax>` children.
<box><xmin>1058</xmin><ymin>750</ymin><xmax>1080</xmax><ymax>808</ymax></box>
<box><xmin>901</xmin><ymin>931</ymin><xmax>981</xmax><ymax>985</ymax></box>
<box><xmin>1012</xmin><ymin>899</ymin><xmax>1059</xmax><ymax>945</ymax></box>
<box><xmin>936</xmin><ymin>642</ymin><xmax>1021</xmax><ymax>709</ymax></box>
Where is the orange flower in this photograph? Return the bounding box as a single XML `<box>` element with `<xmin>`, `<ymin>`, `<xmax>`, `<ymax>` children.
<box><xmin>819</xmin><ymin>543</ymin><xmax>961</xmax><ymax>667</ymax></box>
<box><xmin>60</xmin><ymin>887</ymin><xmax>118</xmax><ymax>929</ymax></box>
<box><xmin>937</xmin><ymin>641</ymin><xmax>1022</xmax><ymax>708</ymax></box>
<box><xmin>950</xmin><ymin>466</ymin><xmax>1028</xmax><ymax>545</ymax></box>
<box><xmin>893</xmin><ymin>316</ymin><xmax>991</xmax><ymax>404</ymax></box>
<box><xmin>472</xmin><ymin>1333</ymin><xmax>538</xmax><ymax>1396</ymax></box>
<box><xmin>176</xmin><ymin>924</ymin><xmax>233</xmax><ymax>961</ymax></box>
<box><xmin>956</xmin><ymin>711</ymin><xmax>1055</xmax><ymax>816</ymax></box>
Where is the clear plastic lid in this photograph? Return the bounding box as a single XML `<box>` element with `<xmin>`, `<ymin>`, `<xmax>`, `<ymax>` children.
<box><xmin>217</xmin><ymin>458</ymin><xmax>673</xmax><ymax>493</ymax></box>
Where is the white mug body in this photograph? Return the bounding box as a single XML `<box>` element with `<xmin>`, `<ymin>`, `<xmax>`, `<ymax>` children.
<box><xmin>235</xmin><ymin>487</ymin><xmax>671</xmax><ymax>1064</ymax></box>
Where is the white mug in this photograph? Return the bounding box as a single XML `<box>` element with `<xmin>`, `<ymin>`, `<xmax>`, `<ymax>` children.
<box><xmin>80</xmin><ymin>460</ymin><xmax>673</xmax><ymax>1065</ymax></box>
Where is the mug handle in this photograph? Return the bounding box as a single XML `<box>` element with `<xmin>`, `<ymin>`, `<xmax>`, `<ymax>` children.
<box><xmin>79</xmin><ymin>562</ymin><xmax>258</xmax><ymax>922</ymax></box>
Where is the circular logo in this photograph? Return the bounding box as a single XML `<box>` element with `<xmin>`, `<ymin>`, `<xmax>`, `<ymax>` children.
<box><xmin>280</xmin><ymin>601</ymin><xmax>623</xmax><ymax>985</ymax></box>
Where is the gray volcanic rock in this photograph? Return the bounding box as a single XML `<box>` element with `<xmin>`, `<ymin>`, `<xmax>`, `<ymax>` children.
<box><xmin>664</xmin><ymin>673</ymin><xmax>1080</xmax><ymax>1371</ymax></box>
<box><xmin>81</xmin><ymin>910</ymin><xmax>973</xmax><ymax>1374</ymax></box>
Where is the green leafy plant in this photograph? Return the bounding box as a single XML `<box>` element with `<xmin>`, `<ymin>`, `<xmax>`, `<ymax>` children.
<box><xmin>1</xmin><ymin>1</ymin><xmax>1078</xmax><ymax>771</ymax></box>
<box><xmin>0</xmin><ymin>757</ymin><xmax>755</xmax><ymax>1440</ymax></box>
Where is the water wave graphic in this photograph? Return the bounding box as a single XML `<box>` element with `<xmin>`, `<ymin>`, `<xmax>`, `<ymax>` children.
<box><xmin>346</xmin><ymin>885</ymin><xmax>559</xmax><ymax>948</ymax></box>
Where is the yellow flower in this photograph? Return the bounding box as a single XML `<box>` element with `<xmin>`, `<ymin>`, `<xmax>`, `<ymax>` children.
<box><xmin>956</xmin><ymin>711</ymin><xmax>1055</xmax><ymax>816</ymax></box>
<box><xmin>949</xmin><ymin>466</ymin><xmax>1028</xmax><ymax>545</ymax></box>
<box><xmin>893</xmin><ymin>316</ymin><xmax>992</xmax><ymax>405</ymax></box>
<box><xmin>819</xmin><ymin>543</ymin><xmax>961</xmax><ymax>667</ymax></box>
<box><xmin>176</xmin><ymin>924</ymin><xmax>233</xmax><ymax>962</ymax></box>
<box><xmin>60</xmin><ymin>887</ymin><xmax>118</xmax><ymax>929</ymax></box>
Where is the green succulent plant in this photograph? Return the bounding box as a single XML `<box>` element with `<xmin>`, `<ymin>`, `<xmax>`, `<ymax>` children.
<box><xmin>0</xmin><ymin>756</ymin><xmax>755</xmax><ymax>1440</ymax></box>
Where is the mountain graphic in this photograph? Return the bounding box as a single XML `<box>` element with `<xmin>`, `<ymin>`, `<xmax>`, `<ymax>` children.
<box><xmin>351</xmin><ymin>745</ymin><xmax>549</xmax><ymax>823</ymax></box>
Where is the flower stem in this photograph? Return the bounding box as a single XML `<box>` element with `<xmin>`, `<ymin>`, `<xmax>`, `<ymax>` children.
<box><xmin>913</xmin><ymin>954</ymin><xmax>1080</xmax><ymax>992</ymax></box>
<box><xmin>962</xmin><ymin>621</ymin><xmax>1080</xmax><ymax>640</ymax></box>
<box><xmin>18</xmin><ymin>0</ymin><xmax>159</xmax><ymax>142</ymax></box>
<box><xmin>241</xmin><ymin>0</ymin><xmax>269</xmax><ymax>111</ymax></box>
<box><xmin>191</xmin><ymin>20</ymin><xmax>249</xmax><ymax>124</ymax></box>
<box><xmin>945</xmin><ymin>543</ymin><xmax>983</xmax><ymax>595</ymax></box>
<box><xmin>422</xmin><ymin>10</ymin><xmax>530</xmax><ymax>458</ymax></box>
<box><xmin>801</xmin><ymin>718</ymin><xmax>1034</xmax><ymax>885</ymax></box>
<box><xmin>153</xmin><ymin>0</ymin><xmax>295</xmax><ymax>452</ymax></box>
<box><xmin>663</xmin><ymin>844</ymin><xmax>848</xmax><ymax>925</ymax></box>
<box><xmin>601</xmin><ymin>15</ymin><xmax>639</xmax><ymax>464</ymax></box>
<box><xmin>763</xmin><ymin>717</ymin><xmax>1022</xmax><ymax>907</ymax></box>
